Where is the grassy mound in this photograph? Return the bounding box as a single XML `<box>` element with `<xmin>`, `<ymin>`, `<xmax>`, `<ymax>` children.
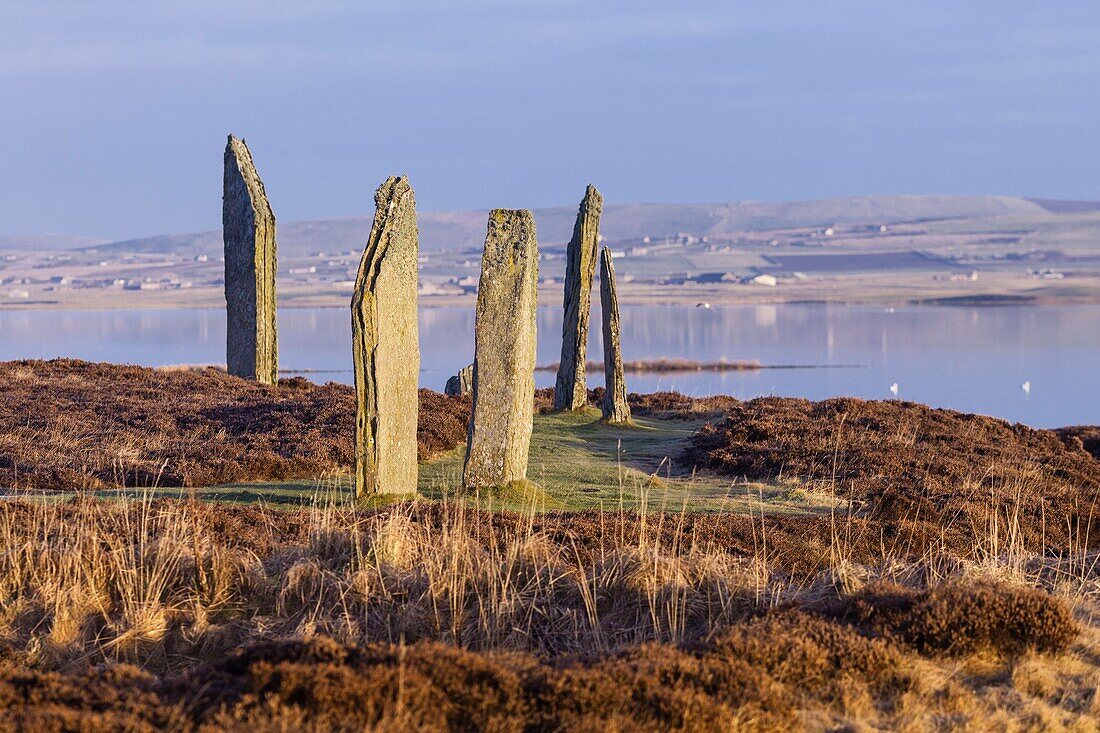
<box><xmin>0</xmin><ymin>359</ymin><xmax>469</xmax><ymax>491</ymax></box>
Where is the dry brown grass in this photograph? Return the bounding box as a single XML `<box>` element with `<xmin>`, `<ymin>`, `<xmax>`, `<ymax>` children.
<box><xmin>0</xmin><ymin>359</ymin><xmax>469</xmax><ymax>490</ymax></box>
<box><xmin>0</xmin><ymin>497</ymin><xmax>1097</xmax><ymax>730</ymax></box>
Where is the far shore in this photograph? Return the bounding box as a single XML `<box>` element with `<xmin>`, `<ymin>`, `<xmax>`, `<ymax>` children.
<box><xmin>2</xmin><ymin>274</ymin><xmax>1099</xmax><ymax>312</ymax></box>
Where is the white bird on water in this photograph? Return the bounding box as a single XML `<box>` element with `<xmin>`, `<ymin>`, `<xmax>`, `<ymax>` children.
<box><xmin>889</xmin><ymin>382</ymin><xmax>899</xmax><ymax>396</ymax></box>
<box><xmin>1021</xmin><ymin>380</ymin><xmax>1031</xmax><ymax>394</ymax></box>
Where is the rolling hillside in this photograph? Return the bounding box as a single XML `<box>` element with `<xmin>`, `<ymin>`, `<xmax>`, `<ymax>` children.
<box><xmin>86</xmin><ymin>195</ymin><xmax>1065</xmax><ymax>257</ymax></box>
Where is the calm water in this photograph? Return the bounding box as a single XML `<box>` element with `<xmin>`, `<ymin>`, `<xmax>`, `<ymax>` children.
<box><xmin>0</xmin><ymin>304</ymin><xmax>1095</xmax><ymax>428</ymax></box>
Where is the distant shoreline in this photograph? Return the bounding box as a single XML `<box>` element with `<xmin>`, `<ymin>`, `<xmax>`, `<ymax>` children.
<box><xmin>3</xmin><ymin>291</ymin><xmax>1098</xmax><ymax>313</ymax></box>
<box><xmin>535</xmin><ymin>358</ymin><xmax>866</xmax><ymax>374</ymax></box>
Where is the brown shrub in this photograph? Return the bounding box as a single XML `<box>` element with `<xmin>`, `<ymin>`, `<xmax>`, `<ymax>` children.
<box><xmin>0</xmin><ymin>663</ymin><xmax>171</xmax><ymax>732</ymax></box>
<box><xmin>0</xmin><ymin>359</ymin><xmax>469</xmax><ymax>490</ymax></box>
<box><xmin>627</xmin><ymin>390</ymin><xmax>741</xmax><ymax>420</ymax></box>
<box><xmin>187</xmin><ymin>637</ymin><xmax>532</xmax><ymax>732</ymax></box>
<box><xmin>0</xmin><ymin>613</ymin><xmax>920</xmax><ymax>732</ymax></box>
<box><xmin>415</xmin><ymin>389</ymin><xmax>471</xmax><ymax>460</ymax></box>
<box><xmin>531</xmin><ymin>644</ymin><xmax>791</xmax><ymax>731</ymax></box>
<box><xmin>685</xmin><ymin>396</ymin><xmax>1100</xmax><ymax>552</ymax></box>
<box><xmin>843</xmin><ymin>581</ymin><xmax>1078</xmax><ymax>657</ymax></box>
<box><xmin>1057</xmin><ymin>425</ymin><xmax>1100</xmax><ymax>461</ymax></box>
<box><xmin>536</xmin><ymin>387</ymin><xmax>738</xmax><ymax>420</ymax></box>
<box><xmin>708</xmin><ymin>611</ymin><xmax>906</xmax><ymax>696</ymax></box>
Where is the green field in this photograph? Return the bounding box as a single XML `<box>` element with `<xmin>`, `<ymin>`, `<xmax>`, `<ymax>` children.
<box><xmin>63</xmin><ymin>410</ymin><xmax>845</xmax><ymax>515</ymax></box>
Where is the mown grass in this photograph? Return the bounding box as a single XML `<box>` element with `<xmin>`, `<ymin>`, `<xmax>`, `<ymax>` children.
<box><xmin>422</xmin><ymin>408</ymin><xmax>845</xmax><ymax>513</ymax></box>
<box><xmin>53</xmin><ymin>410</ymin><xmax>845</xmax><ymax>517</ymax></box>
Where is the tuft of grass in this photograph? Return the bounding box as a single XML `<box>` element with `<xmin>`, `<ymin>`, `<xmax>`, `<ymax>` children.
<box><xmin>355</xmin><ymin>491</ymin><xmax>419</xmax><ymax>509</ymax></box>
<box><xmin>467</xmin><ymin>478</ymin><xmax>555</xmax><ymax>507</ymax></box>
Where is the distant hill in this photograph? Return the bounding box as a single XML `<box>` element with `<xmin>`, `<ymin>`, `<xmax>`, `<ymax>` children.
<box><xmin>0</xmin><ymin>234</ymin><xmax>110</xmax><ymax>251</ymax></box>
<box><xmin>1027</xmin><ymin>198</ymin><xmax>1100</xmax><ymax>214</ymax></box>
<box><xmin>71</xmin><ymin>195</ymin><xmax>1068</xmax><ymax>257</ymax></box>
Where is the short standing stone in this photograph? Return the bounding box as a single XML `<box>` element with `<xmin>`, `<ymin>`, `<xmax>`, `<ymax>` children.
<box><xmin>223</xmin><ymin>135</ymin><xmax>278</xmax><ymax>384</ymax></box>
<box><xmin>553</xmin><ymin>185</ymin><xmax>602</xmax><ymax>411</ymax></box>
<box><xmin>599</xmin><ymin>247</ymin><xmax>632</xmax><ymax>425</ymax></box>
<box><xmin>445</xmin><ymin>363</ymin><xmax>474</xmax><ymax>397</ymax></box>
<box><xmin>463</xmin><ymin>210</ymin><xmax>539</xmax><ymax>489</ymax></box>
<box><xmin>352</xmin><ymin>176</ymin><xmax>420</xmax><ymax>496</ymax></box>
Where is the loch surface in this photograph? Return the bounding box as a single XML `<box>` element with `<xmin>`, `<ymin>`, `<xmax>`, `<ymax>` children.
<box><xmin>0</xmin><ymin>304</ymin><xmax>1095</xmax><ymax>428</ymax></box>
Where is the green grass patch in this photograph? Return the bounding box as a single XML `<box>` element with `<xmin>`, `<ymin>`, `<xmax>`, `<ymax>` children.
<box><xmin>23</xmin><ymin>411</ymin><xmax>846</xmax><ymax>516</ymax></box>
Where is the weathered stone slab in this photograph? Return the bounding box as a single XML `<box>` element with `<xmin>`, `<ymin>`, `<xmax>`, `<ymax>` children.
<box><xmin>352</xmin><ymin>176</ymin><xmax>420</xmax><ymax>496</ymax></box>
<box><xmin>553</xmin><ymin>185</ymin><xmax>602</xmax><ymax>411</ymax></box>
<box><xmin>599</xmin><ymin>247</ymin><xmax>632</xmax><ymax>425</ymax></box>
<box><xmin>223</xmin><ymin>135</ymin><xmax>278</xmax><ymax>384</ymax></box>
<box><xmin>445</xmin><ymin>363</ymin><xmax>474</xmax><ymax>397</ymax></box>
<box><xmin>463</xmin><ymin>210</ymin><xmax>539</xmax><ymax>489</ymax></box>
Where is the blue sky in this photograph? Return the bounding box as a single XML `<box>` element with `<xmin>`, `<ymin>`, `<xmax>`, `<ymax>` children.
<box><xmin>3</xmin><ymin>1</ymin><xmax>1100</xmax><ymax>240</ymax></box>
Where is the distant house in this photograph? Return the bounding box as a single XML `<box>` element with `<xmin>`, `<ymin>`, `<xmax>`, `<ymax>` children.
<box><xmin>124</xmin><ymin>280</ymin><xmax>161</xmax><ymax>291</ymax></box>
<box><xmin>744</xmin><ymin>274</ymin><xmax>779</xmax><ymax>287</ymax></box>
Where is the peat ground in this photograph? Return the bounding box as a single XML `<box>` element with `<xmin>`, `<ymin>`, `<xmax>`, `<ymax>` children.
<box><xmin>0</xmin><ymin>359</ymin><xmax>469</xmax><ymax>490</ymax></box>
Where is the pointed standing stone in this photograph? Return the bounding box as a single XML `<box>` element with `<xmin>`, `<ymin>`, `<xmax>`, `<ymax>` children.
<box><xmin>599</xmin><ymin>247</ymin><xmax>632</xmax><ymax>425</ymax></box>
<box><xmin>463</xmin><ymin>210</ymin><xmax>539</xmax><ymax>490</ymax></box>
<box><xmin>553</xmin><ymin>185</ymin><xmax>603</xmax><ymax>411</ymax></box>
<box><xmin>445</xmin><ymin>363</ymin><xmax>474</xmax><ymax>397</ymax></box>
<box><xmin>352</xmin><ymin>176</ymin><xmax>421</xmax><ymax>497</ymax></box>
<box><xmin>223</xmin><ymin>135</ymin><xmax>278</xmax><ymax>384</ymax></box>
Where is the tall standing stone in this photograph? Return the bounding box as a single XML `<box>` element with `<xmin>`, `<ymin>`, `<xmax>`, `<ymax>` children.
<box><xmin>445</xmin><ymin>363</ymin><xmax>474</xmax><ymax>397</ymax></box>
<box><xmin>463</xmin><ymin>210</ymin><xmax>539</xmax><ymax>489</ymax></box>
<box><xmin>553</xmin><ymin>185</ymin><xmax>603</xmax><ymax>411</ymax></box>
<box><xmin>599</xmin><ymin>247</ymin><xmax>632</xmax><ymax>425</ymax></box>
<box><xmin>223</xmin><ymin>135</ymin><xmax>278</xmax><ymax>384</ymax></box>
<box><xmin>352</xmin><ymin>176</ymin><xmax>421</xmax><ymax>497</ymax></box>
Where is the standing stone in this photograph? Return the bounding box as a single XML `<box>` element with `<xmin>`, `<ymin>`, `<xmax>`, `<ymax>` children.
<box><xmin>553</xmin><ymin>185</ymin><xmax>603</xmax><ymax>411</ymax></box>
<box><xmin>352</xmin><ymin>176</ymin><xmax>421</xmax><ymax>497</ymax></box>
<box><xmin>599</xmin><ymin>247</ymin><xmax>632</xmax><ymax>425</ymax></box>
<box><xmin>463</xmin><ymin>210</ymin><xmax>539</xmax><ymax>489</ymax></box>
<box><xmin>223</xmin><ymin>135</ymin><xmax>278</xmax><ymax>384</ymax></box>
<box><xmin>445</xmin><ymin>363</ymin><xmax>474</xmax><ymax>397</ymax></box>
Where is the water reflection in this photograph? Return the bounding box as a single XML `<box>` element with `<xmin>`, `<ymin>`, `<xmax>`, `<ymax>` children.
<box><xmin>0</xmin><ymin>304</ymin><xmax>1095</xmax><ymax>428</ymax></box>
